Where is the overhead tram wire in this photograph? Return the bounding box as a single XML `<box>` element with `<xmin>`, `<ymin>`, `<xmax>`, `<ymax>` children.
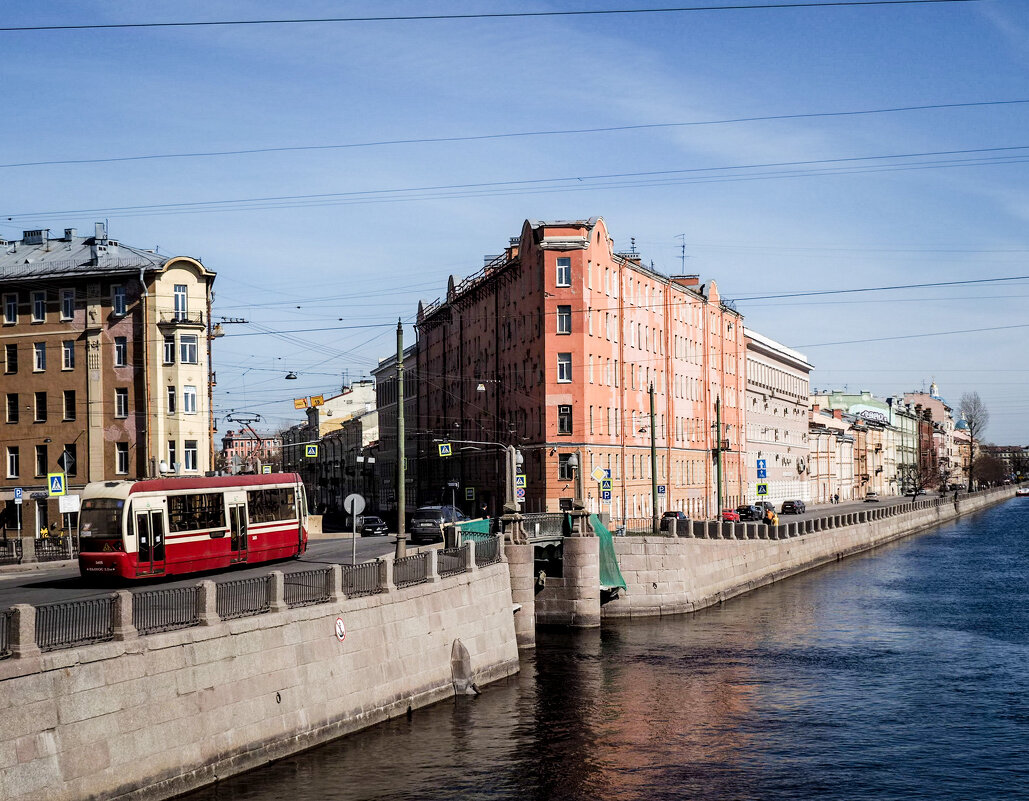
<box><xmin>5</xmin><ymin>98</ymin><xmax>1025</xmax><ymax>170</ymax></box>
<box><xmin>6</xmin><ymin>143</ymin><xmax>1029</xmax><ymax>221</ymax></box>
<box><xmin>794</xmin><ymin>323</ymin><xmax>1029</xmax><ymax>348</ymax></box>
<box><xmin>0</xmin><ymin>2</ymin><xmax>980</xmax><ymax>33</ymax></box>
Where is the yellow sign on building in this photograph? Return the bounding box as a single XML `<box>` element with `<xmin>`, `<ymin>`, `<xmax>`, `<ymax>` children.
<box><xmin>294</xmin><ymin>398</ymin><xmax>309</xmax><ymax>409</ymax></box>
<box><xmin>310</xmin><ymin>395</ymin><xmax>324</xmax><ymax>407</ymax></box>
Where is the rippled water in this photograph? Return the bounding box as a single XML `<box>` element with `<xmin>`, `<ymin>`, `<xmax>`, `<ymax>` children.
<box><xmin>182</xmin><ymin>502</ymin><xmax>1029</xmax><ymax>800</ymax></box>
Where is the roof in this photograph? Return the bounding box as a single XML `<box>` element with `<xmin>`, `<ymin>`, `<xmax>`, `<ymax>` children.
<box><xmin>0</xmin><ymin>227</ymin><xmax>209</xmax><ymax>281</ymax></box>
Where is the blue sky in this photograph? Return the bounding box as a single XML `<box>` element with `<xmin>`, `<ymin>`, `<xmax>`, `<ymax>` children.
<box><xmin>3</xmin><ymin>1</ymin><xmax>1027</xmax><ymax>442</ymax></box>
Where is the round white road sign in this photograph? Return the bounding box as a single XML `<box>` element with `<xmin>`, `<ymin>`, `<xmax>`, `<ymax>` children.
<box><xmin>334</xmin><ymin>617</ymin><xmax>346</xmax><ymax>642</ymax></box>
<box><xmin>343</xmin><ymin>493</ymin><xmax>365</xmax><ymax>516</ymax></box>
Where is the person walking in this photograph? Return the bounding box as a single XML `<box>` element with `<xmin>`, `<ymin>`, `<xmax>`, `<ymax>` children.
<box><xmin>39</xmin><ymin>522</ymin><xmax>49</xmax><ymax>538</ymax></box>
<box><xmin>834</xmin><ymin>492</ymin><xmax>840</xmax><ymax>505</ymax></box>
<box><xmin>764</xmin><ymin>507</ymin><xmax>775</xmax><ymax>527</ymax></box>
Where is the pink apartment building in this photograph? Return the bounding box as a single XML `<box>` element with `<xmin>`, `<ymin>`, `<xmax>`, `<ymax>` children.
<box><xmin>415</xmin><ymin>217</ymin><xmax>746</xmax><ymax>520</ymax></box>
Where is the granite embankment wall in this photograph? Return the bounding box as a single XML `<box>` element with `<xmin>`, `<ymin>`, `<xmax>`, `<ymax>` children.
<box><xmin>0</xmin><ymin>554</ymin><xmax>519</xmax><ymax>801</ymax></box>
<box><xmin>605</xmin><ymin>487</ymin><xmax>1017</xmax><ymax>619</ymax></box>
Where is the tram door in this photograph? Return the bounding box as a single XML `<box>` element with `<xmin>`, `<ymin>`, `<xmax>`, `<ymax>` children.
<box><xmin>135</xmin><ymin>509</ymin><xmax>166</xmax><ymax>575</ymax></box>
<box><xmin>229</xmin><ymin>503</ymin><xmax>248</xmax><ymax>562</ymax></box>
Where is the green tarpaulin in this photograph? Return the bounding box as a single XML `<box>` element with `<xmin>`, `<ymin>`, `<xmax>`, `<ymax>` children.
<box><xmin>457</xmin><ymin>518</ymin><xmax>492</xmax><ymax>541</ymax></box>
<box><xmin>590</xmin><ymin>514</ymin><xmax>627</xmax><ymax>591</ymax></box>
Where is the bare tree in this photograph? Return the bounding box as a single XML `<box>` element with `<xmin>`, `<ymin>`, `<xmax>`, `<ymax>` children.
<box><xmin>959</xmin><ymin>392</ymin><xmax>990</xmax><ymax>491</ymax></box>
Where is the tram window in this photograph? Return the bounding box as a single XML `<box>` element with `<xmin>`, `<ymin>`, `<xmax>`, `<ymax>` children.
<box><xmin>79</xmin><ymin>498</ymin><xmax>124</xmax><ymax>539</ymax></box>
<box><xmin>168</xmin><ymin>492</ymin><xmax>226</xmax><ymax>532</ymax></box>
<box><xmin>247</xmin><ymin>488</ymin><xmax>297</xmax><ymax>523</ymax></box>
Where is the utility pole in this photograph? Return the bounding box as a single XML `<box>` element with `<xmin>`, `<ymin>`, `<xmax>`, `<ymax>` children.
<box><xmin>715</xmin><ymin>395</ymin><xmax>723</xmax><ymax>516</ymax></box>
<box><xmin>395</xmin><ymin>319</ymin><xmax>407</xmax><ymax>559</ymax></box>
<box><xmin>650</xmin><ymin>383</ymin><xmax>658</xmax><ymax>532</ymax></box>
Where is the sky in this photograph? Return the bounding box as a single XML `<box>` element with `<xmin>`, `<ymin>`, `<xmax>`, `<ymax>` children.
<box><xmin>2</xmin><ymin>0</ymin><xmax>1028</xmax><ymax>443</ymax></box>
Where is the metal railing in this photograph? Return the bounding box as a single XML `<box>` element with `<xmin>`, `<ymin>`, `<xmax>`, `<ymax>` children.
<box><xmin>0</xmin><ymin>608</ymin><xmax>12</xmax><ymax>659</ymax></box>
<box><xmin>393</xmin><ymin>552</ymin><xmax>429</xmax><ymax>588</ymax></box>
<box><xmin>521</xmin><ymin>513</ymin><xmax>565</xmax><ymax>539</ymax></box>
<box><xmin>34</xmin><ymin>536</ymin><xmax>73</xmax><ymax>562</ymax></box>
<box><xmin>617</xmin><ymin>517</ymin><xmax>663</xmax><ymax>536</ymax></box>
<box><xmin>474</xmin><ymin>535</ymin><xmax>501</xmax><ymax>567</ymax></box>
<box><xmin>133</xmin><ymin>587</ymin><xmax>201</xmax><ymax>635</ymax></box>
<box><xmin>284</xmin><ymin>568</ymin><xmax>332</xmax><ymax>608</ymax></box>
<box><xmin>0</xmin><ymin>538</ymin><xmax>21</xmax><ymax>565</ymax></box>
<box><xmin>437</xmin><ymin>545</ymin><xmax>468</xmax><ymax>577</ymax></box>
<box><xmin>35</xmin><ymin>596</ymin><xmax>115</xmax><ymax>651</ymax></box>
<box><xmin>341</xmin><ymin>561</ymin><xmax>385</xmax><ymax>597</ymax></box>
<box><xmin>216</xmin><ymin>576</ymin><xmax>271</xmax><ymax>620</ymax></box>
<box><xmin>158</xmin><ymin>310</ymin><xmax>205</xmax><ymax>326</ymax></box>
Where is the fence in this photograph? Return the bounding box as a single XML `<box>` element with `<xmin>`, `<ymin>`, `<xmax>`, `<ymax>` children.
<box><xmin>474</xmin><ymin>535</ymin><xmax>501</xmax><ymax>567</ymax></box>
<box><xmin>35</xmin><ymin>596</ymin><xmax>115</xmax><ymax>651</ymax></box>
<box><xmin>437</xmin><ymin>545</ymin><xmax>468</xmax><ymax>577</ymax></box>
<box><xmin>616</xmin><ymin>517</ymin><xmax>663</xmax><ymax>536</ymax></box>
<box><xmin>217</xmin><ymin>576</ymin><xmax>271</xmax><ymax>620</ymax></box>
<box><xmin>34</xmin><ymin>536</ymin><xmax>73</xmax><ymax>562</ymax></box>
<box><xmin>341</xmin><ymin>561</ymin><xmax>385</xmax><ymax>597</ymax></box>
<box><xmin>284</xmin><ymin>568</ymin><xmax>332</xmax><ymax>608</ymax></box>
<box><xmin>0</xmin><ymin>607</ymin><xmax>12</xmax><ymax>658</ymax></box>
<box><xmin>393</xmin><ymin>552</ymin><xmax>430</xmax><ymax>588</ymax></box>
<box><xmin>0</xmin><ymin>538</ymin><xmax>21</xmax><ymax>566</ymax></box>
<box><xmin>133</xmin><ymin>586</ymin><xmax>201</xmax><ymax>635</ymax></box>
<box><xmin>520</xmin><ymin>513</ymin><xmax>565</xmax><ymax>539</ymax></box>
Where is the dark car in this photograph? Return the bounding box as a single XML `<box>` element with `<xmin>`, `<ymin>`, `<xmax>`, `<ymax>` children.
<box><xmin>756</xmin><ymin>501</ymin><xmax>776</xmax><ymax>514</ymax></box>
<box><xmin>408</xmin><ymin>505</ymin><xmax>468</xmax><ymax>544</ymax></box>
<box><xmin>659</xmin><ymin>511</ymin><xmax>688</xmax><ymax>531</ymax></box>
<box><xmin>360</xmin><ymin>515</ymin><xmax>389</xmax><ymax>536</ymax></box>
<box><xmin>780</xmin><ymin>500</ymin><xmax>806</xmax><ymax>515</ymax></box>
<box><xmin>736</xmin><ymin>504</ymin><xmax>764</xmax><ymax>521</ymax></box>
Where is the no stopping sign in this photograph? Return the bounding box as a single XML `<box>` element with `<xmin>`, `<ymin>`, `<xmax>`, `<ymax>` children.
<box><xmin>334</xmin><ymin>617</ymin><xmax>346</xmax><ymax>642</ymax></box>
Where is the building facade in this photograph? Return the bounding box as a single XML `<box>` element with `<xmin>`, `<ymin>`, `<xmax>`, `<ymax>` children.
<box><xmin>415</xmin><ymin>217</ymin><xmax>746</xmax><ymax>520</ymax></box>
<box><xmin>808</xmin><ymin>407</ymin><xmax>855</xmax><ymax>503</ymax></box>
<box><xmin>744</xmin><ymin>331</ymin><xmax>812</xmax><ymax>506</ymax></box>
<box><xmin>219</xmin><ymin>430</ymin><xmax>281</xmax><ymax>474</ymax></box>
<box><xmin>372</xmin><ymin>344</ymin><xmax>418</xmax><ymax>526</ymax></box>
<box><xmin>0</xmin><ymin>224</ymin><xmax>215</xmax><ymax>535</ymax></box>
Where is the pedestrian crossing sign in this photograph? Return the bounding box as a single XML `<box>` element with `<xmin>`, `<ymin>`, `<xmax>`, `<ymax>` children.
<box><xmin>47</xmin><ymin>473</ymin><xmax>66</xmax><ymax>496</ymax></box>
<box><xmin>305</xmin><ymin>444</ymin><xmax>318</xmax><ymax>458</ymax></box>
<box><xmin>756</xmin><ymin>483</ymin><xmax>768</xmax><ymax>496</ymax></box>
<box><xmin>438</xmin><ymin>443</ymin><xmax>452</xmax><ymax>457</ymax></box>
<box><xmin>515</xmin><ymin>475</ymin><xmax>526</xmax><ymax>488</ymax></box>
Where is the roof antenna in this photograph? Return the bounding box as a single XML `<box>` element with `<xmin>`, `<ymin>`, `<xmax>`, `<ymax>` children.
<box><xmin>629</xmin><ymin>237</ymin><xmax>637</xmax><ymax>256</ymax></box>
<box><xmin>676</xmin><ymin>233</ymin><xmax>687</xmax><ymax>272</ymax></box>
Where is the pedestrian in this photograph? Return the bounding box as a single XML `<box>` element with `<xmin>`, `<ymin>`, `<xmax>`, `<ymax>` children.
<box><xmin>834</xmin><ymin>492</ymin><xmax>839</xmax><ymax>505</ymax></box>
<box><xmin>39</xmin><ymin>522</ymin><xmax>49</xmax><ymax>538</ymax></box>
<box><xmin>772</xmin><ymin>512</ymin><xmax>779</xmax><ymax>527</ymax></box>
<box><xmin>764</xmin><ymin>507</ymin><xmax>774</xmax><ymax>527</ymax></box>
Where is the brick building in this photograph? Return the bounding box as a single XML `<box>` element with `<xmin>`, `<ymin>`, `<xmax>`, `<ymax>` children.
<box><xmin>415</xmin><ymin>217</ymin><xmax>746</xmax><ymax>520</ymax></box>
<box><xmin>1</xmin><ymin>224</ymin><xmax>215</xmax><ymax>535</ymax></box>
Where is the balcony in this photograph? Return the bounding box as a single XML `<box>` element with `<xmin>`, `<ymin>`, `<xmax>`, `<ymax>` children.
<box><xmin>158</xmin><ymin>311</ymin><xmax>205</xmax><ymax>328</ymax></box>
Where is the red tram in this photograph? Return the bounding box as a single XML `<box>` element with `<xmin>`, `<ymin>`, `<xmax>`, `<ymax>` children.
<box><xmin>77</xmin><ymin>473</ymin><xmax>308</xmax><ymax>580</ymax></box>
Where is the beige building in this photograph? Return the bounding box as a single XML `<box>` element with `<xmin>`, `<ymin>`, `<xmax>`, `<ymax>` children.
<box><xmin>744</xmin><ymin>330</ymin><xmax>812</xmax><ymax>506</ymax></box>
<box><xmin>808</xmin><ymin>407</ymin><xmax>855</xmax><ymax>503</ymax></box>
<box><xmin>0</xmin><ymin>224</ymin><xmax>216</xmax><ymax>534</ymax></box>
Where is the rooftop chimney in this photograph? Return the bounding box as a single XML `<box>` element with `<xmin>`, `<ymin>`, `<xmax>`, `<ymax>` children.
<box><xmin>670</xmin><ymin>274</ymin><xmax>701</xmax><ymax>287</ymax></box>
<box><xmin>64</xmin><ymin>228</ymin><xmax>77</xmax><ymax>240</ymax></box>
<box><xmin>94</xmin><ymin>222</ymin><xmax>107</xmax><ymax>242</ymax></box>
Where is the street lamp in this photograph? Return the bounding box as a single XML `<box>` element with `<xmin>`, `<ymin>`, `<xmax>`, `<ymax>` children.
<box><xmin>566</xmin><ymin>452</ymin><xmax>583</xmax><ymax>505</ymax></box>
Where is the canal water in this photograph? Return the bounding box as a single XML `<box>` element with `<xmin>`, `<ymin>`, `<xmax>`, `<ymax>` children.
<box><xmin>182</xmin><ymin>501</ymin><xmax>1028</xmax><ymax>800</ymax></box>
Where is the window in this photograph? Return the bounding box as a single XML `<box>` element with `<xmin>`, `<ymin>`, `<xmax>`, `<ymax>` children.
<box><xmin>31</xmin><ymin>291</ymin><xmax>46</xmax><ymax>322</ymax></box>
<box><xmin>115</xmin><ymin>388</ymin><xmax>129</xmax><ymax>418</ymax></box>
<box><xmin>62</xmin><ymin>340</ymin><xmax>75</xmax><ymax>370</ymax></box>
<box><xmin>558</xmin><ymin>453</ymin><xmax>575</xmax><ymax>480</ymax></box>
<box><xmin>164</xmin><ymin>335</ymin><xmax>175</xmax><ymax>364</ymax></box>
<box><xmin>61</xmin><ymin>444</ymin><xmax>77</xmax><ymax>477</ymax></box>
<box><xmin>2</xmin><ymin>294</ymin><xmax>16</xmax><ymax>324</ymax></box>
<box><xmin>173</xmin><ymin>284</ymin><xmax>188</xmax><ymax>320</ymax></box>
<box><xmin>6</xmin><ymin>446</ymin><xmax>19</xmax><ymax>478</ymax></box>
<box><xmin>33</xmin><ymin>342</ymin><xmax>46</xmax><ymax>371</ymax></box>
<box><xmin>112</xmin><ymin>284</ymin><xmax>126</xmax><ymax>316</ymax></box>
<box><xmin>556</xmin><ymin>305</ymin><xmax>571</xmax><ymax>334</ymax></box>
<box><xmin>180</xmin><ymin>334</ymin><xmax>198</xmax><ymax>364</ymax></box>
<box><xmin>557</xmin><ymin>353</ymin><xmax>572</xmax><ymax>383</ymax></box>
<box><xmin>183</xmin><ymin>385</ymin><xmax>197</xmax><ymax>414</ymax></box>
<box><xmin>556</xmin><ymin>257</ymin><xmax>571</xmax><ymax>287</ymax></box>
<box><xmin>114</xmin><ymin>336</ymin><xmax>127</xmax><ymax>367</ymax></box>
<box><xmin>4</xmin><ymin>343</ymin><xmax>16</xmax><ymax>374</ymax></box>
<box><xmin>35</xmin><ymin>444</ymin><xmax>47</xmax><ymax>477</ymax></box>
<box><xmin>6</xmin><ymin>394</ymin><xmax>17</xmax><ymax>423</ymax></box>
<box><xmin>60</xmin><ymin>288</ymin><xmax>75</xmax><ymax>320</ymax></box>
<box><xmin>63</xmin><ymin>390</ymin><xmax>76</xmax><ymax>421</ymax></box>
<box><xmin>116</xmin><ymin>442</ymin><xmax>129</xmax><ymax>474</ymax></box>
<box><xmin>168</xmin><ymin>492</ymin><xmax>226</xmax><ymax>532</ymax></box>
<box><xmin>183</xmin><ymin>440</ymin><xmax>198</xmax><ymax>472</ymax></box>
<box><xmin>34</xmin><ymin>391</ymin><xmax>47</xmax><ymax>422</ymax></box>
<box><xmin>168</xmin><ymin>441</ymin><xmax>176</xmax><ymax>471</ymax></box>
<box><xmin>558</xmin><ymin>404</ymin><xmax>572</xmax><ymax>435</ymax></box>
<box><xmin>247</xmin><ymin>488</ymin><xmax>298</xmax><ymax>523</ymax></box>
<box><xmin>167</xmin><ymin>386</ymin><xmax>176</xmax><ymax>414</ymax></box>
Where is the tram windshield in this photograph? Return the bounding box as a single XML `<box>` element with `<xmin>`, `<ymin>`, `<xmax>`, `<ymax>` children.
<box><xmin>79</xmin><ymin>498</ymin><xmax>125</xmax><ymax>539</ymax></box>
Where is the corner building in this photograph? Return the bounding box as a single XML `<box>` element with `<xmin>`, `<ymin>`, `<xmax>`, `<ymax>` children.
<box><xmin>416</xmin><ymin>218</ymin><xmax>745</xmax><ymax>519</ymax></box>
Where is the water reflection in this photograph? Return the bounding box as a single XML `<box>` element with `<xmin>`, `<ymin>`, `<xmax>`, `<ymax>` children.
<box><xmin>183</xmin><ymin>503</ymin><xmax>1029</xmax><ymax>801</ymax></box>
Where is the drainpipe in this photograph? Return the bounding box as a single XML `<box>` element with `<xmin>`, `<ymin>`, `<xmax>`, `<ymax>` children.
<box><xmin>139</xmin><ymin>267</ymin><xmax>151</xmax><ymax>476</ymax></box>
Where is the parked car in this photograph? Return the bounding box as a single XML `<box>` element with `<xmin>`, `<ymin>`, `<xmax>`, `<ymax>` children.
<box><xmin>409</xmin><ymin>505</ymin><xmax>468</xmax><ymax>543</ymax></box>
<box><xmin>721</xmin><ymin>509</ymin><xmax>741</xmax><ymax>522</ymax></box>
<box><xmin>360</xmin><ymin>515</ymin><xmax>390</xmax><ymax>536</ymax></box>
<box><xmin>864</xmin><ymin>492</ymin><xmax>880</xmax><ymax>503</ymax></box>
<box><xmin>659</xmin><ymin>510</ymin><xmax>689</xmax><ymax>531</ymax></box>
<box><xmin>756</xmin><ymin>501</ymin><xmax>776</xmax><ymax>514</ymax></box>
<box><xmin>736</xmin><ymin>504</ymin><xmax>764</xmax><ymax>521</ymax></box>
<box><xmin>780</xmin><ymin>500</ymin><xmax>806</xmax><ymax>515</ymax></box>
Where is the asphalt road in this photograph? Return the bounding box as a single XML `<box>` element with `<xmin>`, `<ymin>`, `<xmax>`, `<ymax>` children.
<box><xmin>0</xmin><ymin>534</ymin><xmax>412</xmax><ymax>608</ymax></box>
